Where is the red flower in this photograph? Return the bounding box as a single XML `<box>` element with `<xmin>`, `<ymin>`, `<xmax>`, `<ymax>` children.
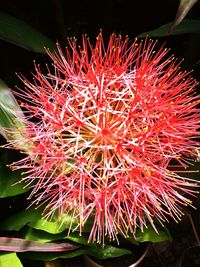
<box><xmin>8</xmin><ymin>33</ymin><xmax>200</xmax><ymax>243</ymax></box>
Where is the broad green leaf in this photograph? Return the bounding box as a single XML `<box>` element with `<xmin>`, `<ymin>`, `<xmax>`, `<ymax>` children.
<box><xmin>0</xmin><ymin>150</ymin><xmax>27</xmax><ymax>197</ymax></box>
<box><xmin>22</xmin><ymin>230</ymin><xmax>132</xmax><ymax>260</ymax></box>
<box><xmin>21</xmin><ymin>244</ymin><xmax>132</xmax><ymax>261</ymax></box>
<box><xmin>23</xmin><ymin>227</ymin><xmax>89</xmax><ymax>244</ymax></box>
<box><xmin>138</xmin><ymin>19</ymin><xmax>200</xmax><ymax>37</ymax></box>
<box><xmin>66</xmin><ymin>232</ymin><xmax>132</xmax><ymax>259</ymax></box>
<box><xmin>65</xmin><ymin>232</ymin><xmax>89</xmax><ymax>246</ymax></box>
<box><xmin>0</xmin><ymin>203</ymin><xmax>92</xmax><ymax>234</ymax></box>
<box><xmin>0</xmin><ymin>237</ymin><xmax>80</xmax><ymax>252</ymax></box>
<box><xmin>20</xmin><ymin>249</ymin><xmax>86</xmax><ymax>261</ymax></box>
<box><xmin>22</xmin><ymin>227</ymin><xmax>68</xmax><ymax>243</ymax></box>
<box><xmin>0</xmin><ymin>208</ymin><xmax>43</xmax><ymax>231</ymax></box>
<box><xmin>135</xmin><ymin>225</ymin><xmax>172</xmax><ymax>243</ymax></box>
<box><xmin>84</xmin><ymin>245</ymin><xmax>132</xmax><ymax>259</ymax></box>
<box><xmin>0</xmin><ymin>208</ymin><xmax>78</xmax><ymax>234</ymax></box>
<box><xmin>0</xmin><ymin>12</ymin><xmax>56</xmax><ymax>53</ymax></box>
<box><xmin>0</xmin><ymin>79</ymin><xmax>26</xmax><ymax>141</ymax></box>
<box><xmin>0</xmin><ymin>252</ymin><xmax>23</xmax><ymax>267</ymax></box>
<box><xmin>171</xmin><ymin>0</ymin><xmax>199</xmax><ymax>32</ymax></box>
<box><xmin>0</xmin><ymin>164</ymin><xmax>27</xmax><ymax>197</ymax></box>
<box><xmin>29</xmin><ymin>214</ymin><xmax>67</xmax><ymax>234</ymax></box>
<box><xmin>23</xmin><ymin>229</ymin><xmax>94</xmax><ymax>246</ymax></box>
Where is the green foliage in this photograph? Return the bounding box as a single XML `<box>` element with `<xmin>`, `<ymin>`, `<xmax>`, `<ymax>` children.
<box><xmin>20</xmin><ymin>249</ymin><xmax>86</xmax><ymax>261</ymax></box>
<box><xmin>22</xmin><ymin>227</ymin><xmax>68</xmax><ymax>243</ymax></box>
<box><xmin>139</xmin><ymin>19</ymin><xmax>200</xmax><ymax>37</ymax></box>
<box><xmin>135</xmin><ymin>225</ymin><xmax>172</xmax><ymax>243</ymax></box>
<box><xmin>21</xmin><ymin>243</ymin><xmax>132</xmax><ymax>261</ymax></box>
<box><xmin>23</xmin><ymin>228</ymin><xmax>132</xmax><ymax>258</ymax></box>
<box><xmin>0</xmin><ymin>12</ymin><xmax>56</xmax><ymax>53</ymax></box>
<box><xmin>0</xmin><ymin>151</ymin><xmax>28</xmax><ymax>198</ymax></box>
<box><xmin>0</xmin><ymin>252</ymin><xmax>23</xmax><ymax>267</ymax></box>
<box><xmin>0</xmin><ymin>208</ymin><xmax>78</xmax><ymax>234</ymax></box>
<box><xmin>0</xmin><ymin>204</ymin><xmax>95</xmax><ymax>234</ymax></box>
<box><xmin>0</xmin><ymin>165</ymin><xmax>27</xmax><ymax>198</ymax></box>
<box><xmin>84</xmin><ymin>244</ymin><xmax>132</xmax><ymax>260</ymax></box>
<box><xmin>21</xmin><ymin>245</ymin><xmax>132</xmax><ymax>261</ymax></box>
<box><xmin>2</xmin><ymin>227</ymin><xmax>132</xmax><ymax>261</ymax></box>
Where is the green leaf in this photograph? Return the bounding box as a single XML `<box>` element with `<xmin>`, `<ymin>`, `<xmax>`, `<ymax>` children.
<box><xmin>22</xmin><ymin>227</ymin><xmax>90</xmax><ymax>245</ymax></box>
<box><xmin>135</xmin><ymin>225</ymin><xmax>172</xmax><ymax>243</ymax></box>
<box><xmin>0</xmin><ymin>208</ymin><xmax>42</xmax><ymax>231</ymax></box>
<box><xmin>20</xmin><ymin>249</ymin><xmax>85</xmax><ymax>261</ymax></box>
<box><xmin>0</xmin><ymin>252</ymin><xmax>23</xmax><ymax>267</ymax></box>
<box><xmin>0</xmin><ymin>151</ymin><xmax>27</xmax><ymax>197</ymax></box>
<box><xmin>66</xmin><ymin>232</ymin><xmax>132</xmax><ymax>259</ymax></box>
<box><xmin>24</xmin><ymin>228</ymin><xmax>89</xmax><ymax>245</ymax></box>
<box><xmin>138</xmin><ymin>19</ymin><xmax>200</xmax><ymax>37</ymax></box>
<box><xmin>0</xmin><ymin>79</ymin><xmax>26</xmax><ymax>141</ymax></box>
<box><xmin>21</xmin><ymin>244</ymin><xmax>132</xmax><ymax>261</ymax></box>
<box><xmin>65</xmin><ymin>232</ymin><xmax>90</xmax><ymax>246</ymax></box>
<box><xmin>0</xmin><ymin>208</ymin><xmax>78</xmax><ymax>234</ymax></box>
<box><xmin>0</xmin><ymin>165</ymin><xmax>27</xmax><ymax>197</ymax></box>
<box><xmin>84</xmin><ymin>245</ymin><xmax>132</xmax><ymax>260</ymax></box>
<box><xmin>0</xmin><ymin>12</ymin><xmax>56</xmax><ymax>53</ymax></box>
<box><xmin>22</xmin><ymin>230</ymin><xmax>132</xmax><ymax>260</ymax></box>
<box><xmin>30</xmin><ymin>213</ymin><xmax>78</xmax><ymax>234</ymax></box>
<box><xmin>22</xmin><ymin>227</ymin><xmax>68</xmax><ymax>243</ymax></box>
<box><xmin>29</xmin><ymin>214</ymin><xmax>66</xmax><ymax>234</ymax></box>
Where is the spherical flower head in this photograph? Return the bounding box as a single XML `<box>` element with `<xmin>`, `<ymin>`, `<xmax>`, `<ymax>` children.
<box><xmin>8</xmin><ymin>33</ymin><xmax>200</xmax><ymax>244</ymax></box>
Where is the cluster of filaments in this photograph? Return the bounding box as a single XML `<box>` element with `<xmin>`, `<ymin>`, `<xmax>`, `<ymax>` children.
<box><xmin>10</xmin><ymin>34</ymin><xmax>199</xmax><ymax>243</ymax></box>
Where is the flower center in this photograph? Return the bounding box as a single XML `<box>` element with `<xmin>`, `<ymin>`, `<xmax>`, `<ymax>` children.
<box><xmin>101</xmin><ymin>127</ymin><xmax>110</xmax><ymax>136</ymax></box>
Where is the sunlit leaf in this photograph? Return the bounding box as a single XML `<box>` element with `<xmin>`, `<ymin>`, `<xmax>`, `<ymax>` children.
<box><xmin>135</xmin><ymin>225</ymin><xmax>172</xmax><ymax>243</ymax></box>
<box><xmin>30</xmin><ymin>214</ymin><xmax>71</xmax><ymax>234</ymax></box>
<box><xmin>22</xmin><ymin>227</ymin><xmax>67</xmax><ymax>243</ymax></box>
<box><xmin>0</xmin><ymin>12</ymin><xmax>56</xmax><ymax>53</ymax></box>
<box><xmin>0</xmin><ymin>252</ymin><xmax>23</xmax><ymax>267</ymax></box>
<box><xmin>65</xmin><ymin>231</ymin><xmax>90</xmax><ymax>246</ymax></box>
<box><xmin>170</xmin><ymin>0</ymin><xmax>199</xmax><ymax>33</ymax></box>
<box><xmin>138</xmin><ymin>19</ymin><xmax>200</xmax><ymax>37</ymax></box>
<box><xmin>0</xmin><ymin>208</ymin><xmax>78</xmax><ymax>234</ymax></box>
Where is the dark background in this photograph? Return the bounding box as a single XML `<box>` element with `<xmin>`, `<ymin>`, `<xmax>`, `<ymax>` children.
<box><xmin>1</xmin><ymin>0</ymin><xmax>200</xmax><ymax>84</ymax></box>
